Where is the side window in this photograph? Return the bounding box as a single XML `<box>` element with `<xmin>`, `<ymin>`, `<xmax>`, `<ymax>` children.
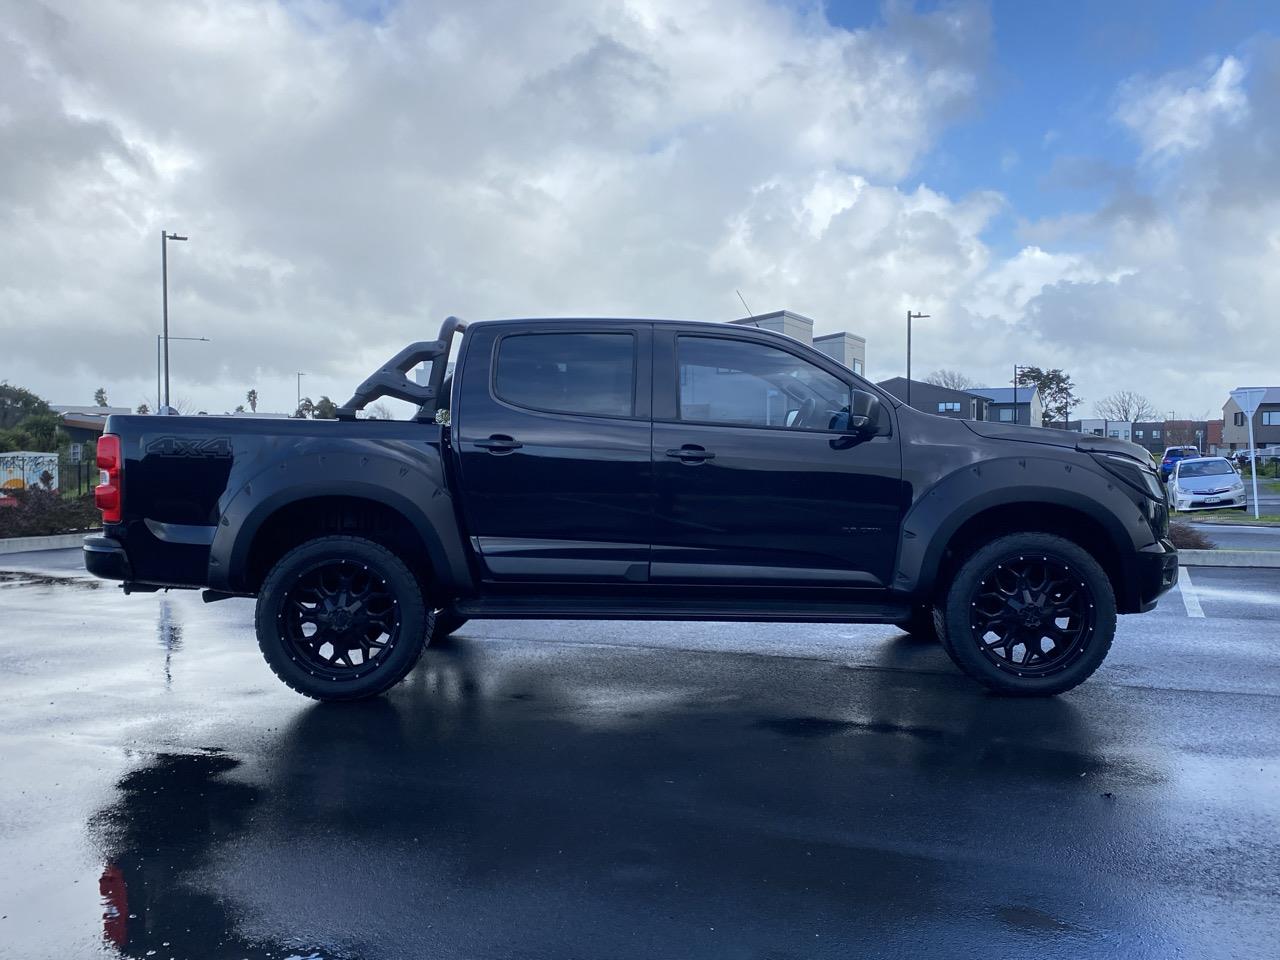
<box><xmin>494</xmin><ymin>333</ymin><xmax>635</xmax><ymax>417</ymax></box>
<box><xmin>677</xmin><ymin>336</ymin><xmax>851</xmax><ymax>432</ymax></box>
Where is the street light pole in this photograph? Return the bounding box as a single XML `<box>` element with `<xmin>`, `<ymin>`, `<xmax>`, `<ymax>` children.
<box><xmin>155</xmin><ymin>335</ymin><xmax>210</xmax><ymax>413</ymax></box>
<box><xmin>296</xmin><ymin>372</ymin><xmax>305</xmax><ymax>412</ymax></box>
<box><xmin>905</xmin><ymin>310</ymin><xmax>930</xmax><ymax>407</ymax></box>
<box><xmin>161</xmin><ymin>230</ymin><xmax>188</xmax><ymax>411</ymax></box>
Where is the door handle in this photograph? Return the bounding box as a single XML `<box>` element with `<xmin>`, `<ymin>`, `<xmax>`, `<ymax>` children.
<box><xmin>665</xmin><ymin>445</ymin><xmax>715</xmax><ymax>462</ymax></box>
<box><xmin>475</xmin><ymin>435</ymin><xmax>523</xmax><ymax>453</ymax></box>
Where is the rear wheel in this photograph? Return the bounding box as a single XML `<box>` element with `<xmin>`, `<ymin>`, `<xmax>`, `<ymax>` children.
<box><xmin>940</xmin><ymin>533</ymin><xmax>1115</xmax><ymax>696</ymax></box>
<box><xmin>255</xmin><ymin>536</ymin><xmax>429</xmax><ymax>701</ymax></box>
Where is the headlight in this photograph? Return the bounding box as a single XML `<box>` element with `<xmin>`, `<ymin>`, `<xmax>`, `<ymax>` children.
<box><xmin>1095</xmin><ymin>454</ymin><xmax>1165</xmax><ymax>500</ymax></box>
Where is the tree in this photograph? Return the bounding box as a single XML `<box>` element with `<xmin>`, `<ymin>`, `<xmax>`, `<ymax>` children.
<box><xmin>1015</xmin><ymin>367</ymin><xmax>1081</xmax><ymax>425</ymax></box>
<box><xmin>925</xmin><ymin>369</ymin><xmax>977</xmax><ymax>391</ymax></box>
<box><xmin>1094</xmin><ymin>391</ymin><xmax>1157</xmax><ymax>423</ymax></box>
<box><xmin>234</xmin><ymin>404</ymin><xmax>246</xmax><ymax>413</ymax></box>
<box><xmin>0</xmin><ymin>382</ymin><xmax>51</xmax><ymax>430</ymax></box>
<box><xmin>136</xmin><ymin>402</ymin><xmax>150</xmax><ymax>415</ymax></box>
<box><xmin>93</xmin><ymin>387</ymin><xmax>109</xmax><ymax>407</ymax></box>
<box><xmin>366</xmin><ymin>401</ymin><xmax>393</xmax><ymax>421</ymax></box>
<box><xmin>313</xmin><ymin>395</ymin><xmax>337</xmax><ymax>419</ymax></box>
<box><xmin>294</xmin><ymin>396</ymin><xmax>314</xmax><ymax>419</ymax></box>
<box><xmin>246</xmin><ymin>388</ymin><xmax>258</xmax><ymax>412</ymax></box>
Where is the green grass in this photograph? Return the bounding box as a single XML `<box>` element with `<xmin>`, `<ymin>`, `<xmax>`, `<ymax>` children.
<box><xmin>1183</xmin><ymin>512</ymin><xmax>1280</xmax><ymax>526</ymax></box>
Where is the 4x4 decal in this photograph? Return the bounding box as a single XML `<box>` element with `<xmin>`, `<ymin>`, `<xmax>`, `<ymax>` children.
<box><xmin>146</xmin><ymin>436</ymin><xmax>232</xmax><ymax>459</ymax></box>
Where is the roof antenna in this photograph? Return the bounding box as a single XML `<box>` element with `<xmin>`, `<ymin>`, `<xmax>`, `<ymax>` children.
<box><xmin>736</xmin><ymin>289</ymin><xmax>760</xmax><ymax>327</ymax></box>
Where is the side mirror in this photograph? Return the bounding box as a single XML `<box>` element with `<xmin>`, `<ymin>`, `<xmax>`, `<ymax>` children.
<box><xmin>829</xmin><ymin>389</ymin><xmax>882</xmax><ymax>438</ymax></box>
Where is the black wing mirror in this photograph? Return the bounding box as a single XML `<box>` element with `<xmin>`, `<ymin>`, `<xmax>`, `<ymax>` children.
<box><xmin>829</xmin><ymin>389</ymin><xmax>882</xmax><ymax>446</ymax></box>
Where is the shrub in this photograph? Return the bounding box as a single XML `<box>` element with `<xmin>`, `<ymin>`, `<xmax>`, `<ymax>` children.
<box><xmin>1168</xmin><ymin>519</ymin><xmax>1214</xmax><ymax>550</ymax></box>
<box><xmin>0</xmin><ymin>487</ymin><xmax>101</xmax><ymax>538</ymax></box>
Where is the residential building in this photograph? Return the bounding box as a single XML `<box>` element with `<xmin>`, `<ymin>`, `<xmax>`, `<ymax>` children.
<box><xmin>51</xmin><ymin>404</ymin><xmax>132</xmax><ymax>444</ymax></box>
<box><xmin>1130</xmin><ymin>421</ymin><xmax>1167</xmax><ymax>455</ymax></box>
<box><xmin>1222</xmin><ymin>387</ymin><xmax>1280</xmax><ymax>451</ymax></box>
<box><xmin>969</xmin><ymin>387</ymin><xmax>1043</xmax><ymax>427</ymax></box>
<box><xmin>732</xmin><ymin>311</ymin><xmax>867</xmax><ymax>376</ymax></box>
<box><xmin>1077</xmin><ymin>419</ymin><xmax>1133</xmax><ymax>443</ymax></box>
<box><xmin>875</xmin><ymin>378</ymin><xmax>989</xmax><ymax>420</ymax></box>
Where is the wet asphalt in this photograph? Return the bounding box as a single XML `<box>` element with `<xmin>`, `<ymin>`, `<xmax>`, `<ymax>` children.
<box><xmin>0</xmin><ymin>550</ymin><xmax>1277</xmax><ymax>959</ymax></box>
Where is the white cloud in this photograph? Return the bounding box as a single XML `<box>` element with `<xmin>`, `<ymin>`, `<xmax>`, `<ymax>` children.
<box><xmin>1115</xmin><ymin>55</ymin><xmax>1248</xmax><ymax>162</ymax></box>
<box><xmin>0</xmin><ymin>1</ymin><xmax>1274</xmax><ymax>424</ymax></box>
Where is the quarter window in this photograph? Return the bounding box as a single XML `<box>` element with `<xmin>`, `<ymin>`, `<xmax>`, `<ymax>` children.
<box><xmin>677</xmin><ymin>337</ymin><xmax>851</xmax><ymax>432</ymax></box>
<box><xmin>494</xmin><ymin>333</ymin><xmax>635</xmax><ymax>417</ymax></box>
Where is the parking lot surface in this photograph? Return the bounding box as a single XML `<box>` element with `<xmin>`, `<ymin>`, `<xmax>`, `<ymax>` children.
<box><xmin>1</xmin><ymin>550</ymin><xmax>1277</xmax><ymax>959</ymax></box>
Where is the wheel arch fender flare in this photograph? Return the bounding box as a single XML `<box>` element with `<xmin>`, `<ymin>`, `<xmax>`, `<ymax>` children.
<box><xmin>208</xmin><ymin>445</ymin><xmax>473</xmax><ymax>594</ymax></box>
<box><xmin>895</xmin><ymin>456</ymin><xmax>1146</xmax><ymax>598</ymax></box>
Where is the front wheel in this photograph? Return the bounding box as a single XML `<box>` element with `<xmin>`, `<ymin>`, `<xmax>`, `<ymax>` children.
<box><xmin>940</xmin><ymin>533</ymin><xmax>1116</xmax><ymax>696</ymax></box>
<box><xmin>255</xmin><ymin>536</ymin><xmax>429</xmax><ymax>701</ymax></box>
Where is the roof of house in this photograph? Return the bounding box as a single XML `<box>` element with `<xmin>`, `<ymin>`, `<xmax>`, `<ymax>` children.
<box><xmin>875</xmin><ymin>377</ymin><xmax>985</xmax><ymax>403</ymax></box>
<box><xmin>1228</xmin><ymin>386</ymin><xmax>1280</xmax><ymax>405</ymax></box>
<box><xmin>969</xmin><ymin>387</ymin><xmax>1040</xmax><ymax>404</ymax></box>
<box><xmin>51</xmin><ymin>405</ymin><xmax>132</xmax><ymax>417</ymax></box>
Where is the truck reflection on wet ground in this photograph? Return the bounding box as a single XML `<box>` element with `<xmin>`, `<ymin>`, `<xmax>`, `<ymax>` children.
<box><xmin>82</xmin><ymin>632</ymin><xmax>1200</xmax><ymax>960</ymax></box>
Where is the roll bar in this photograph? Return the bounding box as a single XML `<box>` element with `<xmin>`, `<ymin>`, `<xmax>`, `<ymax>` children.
<box><xmin>334</xmin><ymin>315</ymin><xmax>467</xmax><ymax>422</ymax></box>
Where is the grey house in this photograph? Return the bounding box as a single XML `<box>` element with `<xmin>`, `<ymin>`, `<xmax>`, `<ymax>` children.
<box><xmin>969</xmin><ymin>387</ymin><xmax>1043</xmax><ymax>427</ymax></box>
<box><xmin>876</xmin><ymin>378</ymin><xmax>989</xmax><ymax>420</ymax></box>
<box><xmin>1222</xmin><ymin>387</ymin><xmax>1280</xmax><ymax>450</ymax></box>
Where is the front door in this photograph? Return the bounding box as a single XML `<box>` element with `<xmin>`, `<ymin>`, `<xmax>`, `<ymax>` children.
<box><xmin>650</xmin><ymin>330</ymin><xmax>903</xmax><ymax>587</ymax></box>
<box><xmin>454</xmin><ymin>322</ymin><xmax>653</xmax><ymax>582</ymax></box>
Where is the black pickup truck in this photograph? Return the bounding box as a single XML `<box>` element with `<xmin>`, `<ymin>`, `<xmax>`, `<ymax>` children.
<box><xmin>86</xmin><ymin>316</ymin><xmax>1177</xmax><ymax>700</ymax></box>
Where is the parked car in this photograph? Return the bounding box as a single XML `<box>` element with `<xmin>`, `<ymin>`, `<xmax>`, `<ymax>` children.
<box><xmin>84</xmin><ymin>316</ymin><xmax>1177</xmax><ymax>700</ymax></box>
<box><xmin>1167</xmin><ymin>456</ymin><xmax>1248</xmax><ymax>513</ymax></box>
<box><xmin>1159</xmin><ymin>445</ymin><xmax>1201</xmax><ymax>482</ymax></box>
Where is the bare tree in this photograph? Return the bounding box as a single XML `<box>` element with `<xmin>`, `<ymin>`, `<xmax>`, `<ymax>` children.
<box><xmin>925</xmin><ymin>369</ymin><xmax>977</xmax><ymax>390</ymax></box>
<box><xmin>1094</xmin><ymin>390</ymin><xmax>1157</xmax><ymax>422</ymax></box>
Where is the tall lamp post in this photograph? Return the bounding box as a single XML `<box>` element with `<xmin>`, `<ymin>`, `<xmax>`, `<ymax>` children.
<box><xmin>296</xmin><ymin>372</ymin><xmax>306</xmax><ymax>413</ymax></box>
<box><xmin>155</xmin><ymin>336</ymin><xmax>210</xmax><ymax>413</ymax></box>
<box><xmin>1012</xmin><ymin>364</ymin><xmax>1029</xmax><ymax>425</ymax></box>
<box><xmin>161</xmin><ymin>230</ymin><xmax>189</xmax><ymax>410</ymax></box>
<box><xmin>905</xmin><ymin>310</ymin><xmax>930</xmax><ymax>407</ymax></box>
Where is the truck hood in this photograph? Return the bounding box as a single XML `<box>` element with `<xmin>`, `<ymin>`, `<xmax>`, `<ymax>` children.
<box><xmin>962</xmin><ymin>420</ymin><xmax>1151</xmax><ymax>461</ymax></box>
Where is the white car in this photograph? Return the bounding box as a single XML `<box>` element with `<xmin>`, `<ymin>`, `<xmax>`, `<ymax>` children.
<box><xmin>1168</xmin><ymin>456</ymin><xmax>1248</xmax><ymax>513</ymax></box>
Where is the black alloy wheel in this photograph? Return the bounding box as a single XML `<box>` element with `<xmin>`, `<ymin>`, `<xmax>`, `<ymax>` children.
<box><xmin>255</xmin><ymin>536</ymin><xmax>429</xmax><ymax>701</ymax></box>
<box><xmin>969</xmin><ymin>555</ymin><xmax>1094</xmax><ymax>678</ymax></box>
<box><xmin>281</xmin><ymin>559</ymin><xmax>401</xmax><ymax>678</ymax></box>
<box><xmin>940</xmin><ymin>532</ymin><xmax>1117</xmax><ymax>696</ymax></box>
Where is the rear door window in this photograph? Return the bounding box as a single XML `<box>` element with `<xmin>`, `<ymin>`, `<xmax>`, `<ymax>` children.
<box><xmin>494</xmin><ymin>332</ymin><xmax>636</xmax><ymax>418</ymax></box>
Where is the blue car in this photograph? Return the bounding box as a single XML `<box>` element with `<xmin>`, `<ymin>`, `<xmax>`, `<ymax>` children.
<box><xmin>1159</xmin><ymin>445</ymin><xmax>1200</xmax><ymax>482</ymax></box>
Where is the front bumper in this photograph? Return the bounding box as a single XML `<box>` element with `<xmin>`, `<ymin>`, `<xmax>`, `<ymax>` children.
<box><xmin>1172</xmin><ymin>492</ymin><xmax>1247</xmax><ymax>511</ymax></box>
<box><xmin>1129</xmin><ymin>539</ymin><xmax>1178</xmax><ymax>613</ymax></box>
<box><xmin>83</xmin><ymin>534</ymin><xmax>130</xmax><ymax>582</ymax></box>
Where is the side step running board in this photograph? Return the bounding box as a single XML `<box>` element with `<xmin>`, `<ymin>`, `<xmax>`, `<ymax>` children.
<box><xmin>454</xmin><ymin>597</ymin><xmax>911</xmax><ymax>624</ymax></box>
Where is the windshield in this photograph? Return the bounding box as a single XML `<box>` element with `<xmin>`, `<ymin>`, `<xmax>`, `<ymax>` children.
<box><xmin>1178</xmin><ymin>459</ymin><xmax>1234</xmax><ymax>478</ymax></box>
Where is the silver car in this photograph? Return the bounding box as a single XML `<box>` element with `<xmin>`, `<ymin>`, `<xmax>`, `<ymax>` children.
<box><xmin>1168</xmin><ymin>456</ymin><xmax>1248</xmax><ymax>513</ymax></box>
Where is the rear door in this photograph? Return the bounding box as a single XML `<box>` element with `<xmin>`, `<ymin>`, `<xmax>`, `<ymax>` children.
<box><xmin>453</xmin><ymin>322</ymin><xmax>653</xmax><ymax>582</ymax></box>
<box><xmin>650</xmin><ymin>328</ymin><xmax>903</xmax><ymax>588</ymax></box>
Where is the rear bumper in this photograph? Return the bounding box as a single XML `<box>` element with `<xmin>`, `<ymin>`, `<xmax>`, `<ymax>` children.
<box><xmin>83</xmin><ymin>534</ymin><xmax>130</xmax><ymax>582</ymax></box>
<box><xmin>1128</xmin><ymin>540</ymin><xmax>1178</xmax><ymax>613</ymax></box>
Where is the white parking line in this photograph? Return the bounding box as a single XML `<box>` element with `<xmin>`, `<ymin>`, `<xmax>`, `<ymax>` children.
<box><xmin>1180</xmin><ymin>568</ymin><xmax>1205</xmax><ymax>618</ymax></box>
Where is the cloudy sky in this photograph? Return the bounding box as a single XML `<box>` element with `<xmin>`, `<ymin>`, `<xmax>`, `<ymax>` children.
<box><xmin>2</xmin><ymin>0</ymin><xmax>1277</xmax><ymax>418</ymax></box>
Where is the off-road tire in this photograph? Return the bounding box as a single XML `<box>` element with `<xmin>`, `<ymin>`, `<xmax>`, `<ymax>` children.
<box><xmin>940</xmin><ymin>532</ymin><xmax>1116</xmax><ymax>696</ymax></box>
<box><xmin>255</xmin><ymin>536</ymin><xmax>429</xmax><ymax>701</ymax></box>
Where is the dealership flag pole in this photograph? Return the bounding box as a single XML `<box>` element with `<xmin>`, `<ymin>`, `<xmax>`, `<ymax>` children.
<box><xmin>1231</xmin><ymin>388</ymin><xmax>1265</xmax><ymax>520</ymax></box>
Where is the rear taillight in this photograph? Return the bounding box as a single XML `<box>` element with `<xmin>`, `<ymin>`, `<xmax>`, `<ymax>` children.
<box><xmin>95</xmin><ymin>433</ymin><xmax>122</xmax><ymax>523</ymax></box>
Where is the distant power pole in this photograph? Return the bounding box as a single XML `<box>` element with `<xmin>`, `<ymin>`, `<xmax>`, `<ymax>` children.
<box><xmin>296</xmin><ymin>372</ymin><xmax>305</xmax><ymax>410</ymax></box>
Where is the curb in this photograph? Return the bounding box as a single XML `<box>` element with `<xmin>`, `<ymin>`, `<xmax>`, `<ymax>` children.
<box><xmin>0</xmin><ymin>532</ymin><xmax>98</xmax><ymax>555</ymax></box>
<box><xmin>1179</xmin><ymin>548</ymin><xmax>1280</xmax><ymax>568</ymax></box>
